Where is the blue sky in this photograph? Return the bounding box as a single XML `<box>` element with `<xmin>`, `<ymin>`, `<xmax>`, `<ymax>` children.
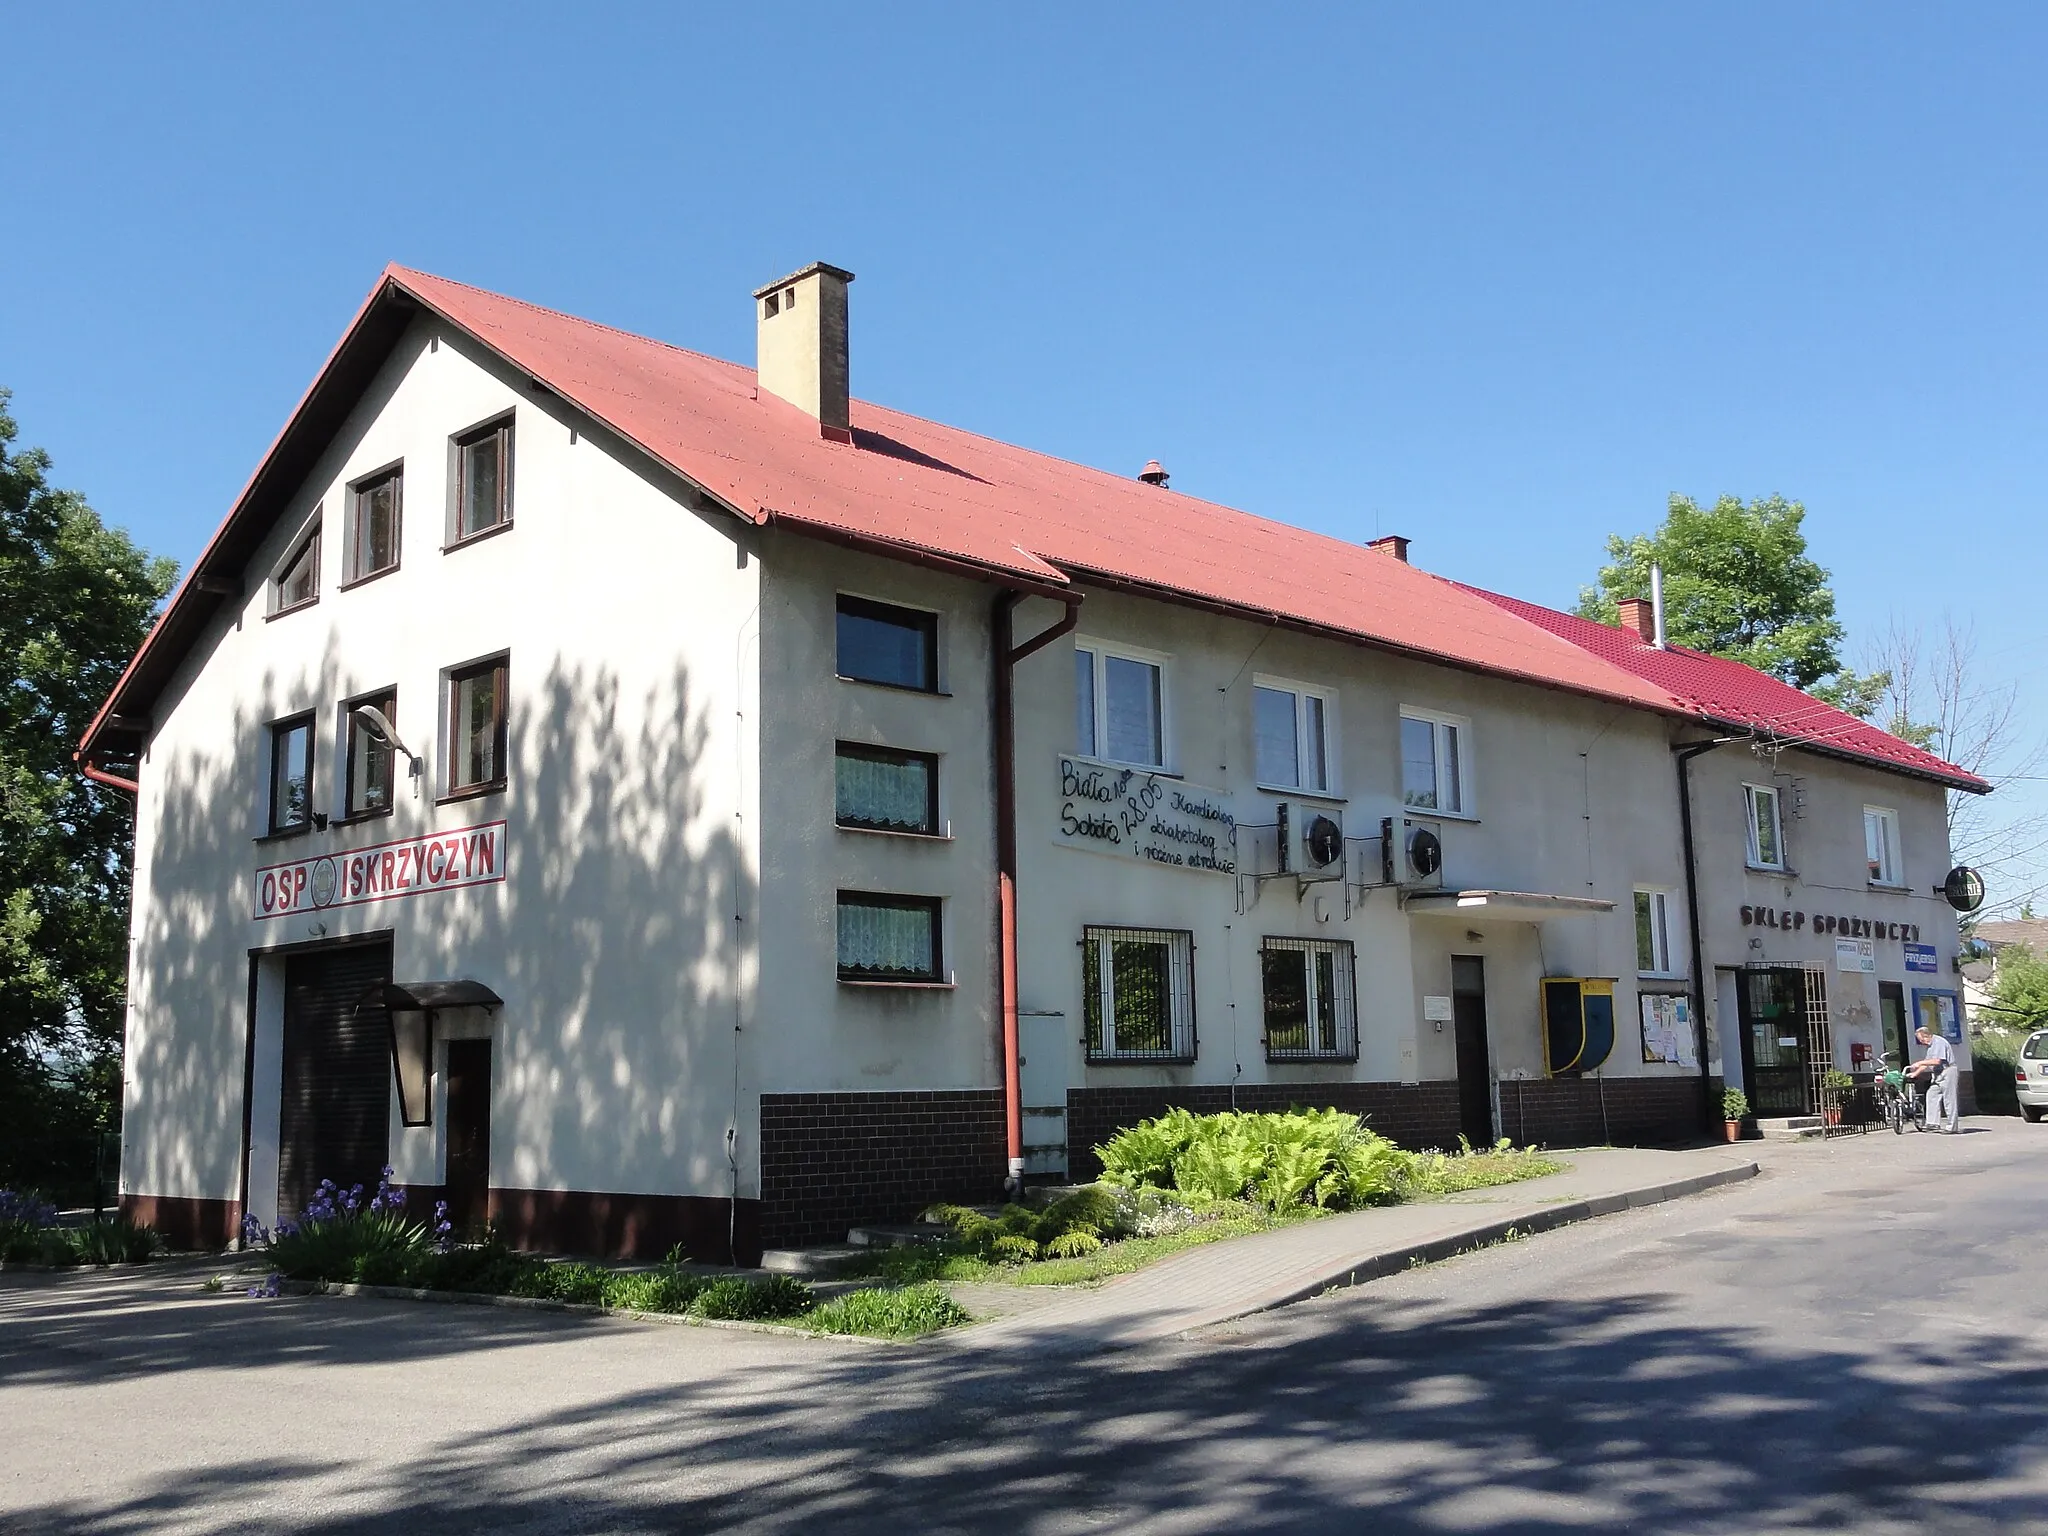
<box><xmin>5</xmin><ymin>4</ymin><xmax>2042</xmax><ymax>905</ymax></box>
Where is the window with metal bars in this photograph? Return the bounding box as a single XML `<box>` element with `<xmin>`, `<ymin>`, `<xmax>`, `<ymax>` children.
<box><xmin>1260</xmin><ymin>937</ymin><xmax>1358</xmax><ymax>1060</ymax></box>
<box><xmin>1082</xmin><ymin>926</ymin><xmax>1195</xmax><ymax>1061</ymax></box>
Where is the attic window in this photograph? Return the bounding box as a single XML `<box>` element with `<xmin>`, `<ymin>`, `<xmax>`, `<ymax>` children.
<box><xmin>784</xmin><ymin>286</ymin><xmax>795</xmax><ymax>308</ymax></box>
<box><xmin>269</xmin><ymin>520</ymin><xmax>320</xmax><ymax>617</ymax></box>
<box><xmin>763</xmin><ymin>292</ymin><xmax>779</xmax><ymax>318</ymax></box>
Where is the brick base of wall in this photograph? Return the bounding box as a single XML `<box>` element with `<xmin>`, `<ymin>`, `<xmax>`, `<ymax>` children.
<box><xmin>1065</xmin><ymin>1082</ymin><xmax>1465</xmax><ymax>1182</ymax></box>
<box><xmin>121</xmin><ymin>1194</ymin><xmax>239</xmax><ymax>1251</ymax></box>
<box><xmin>758</xmin><ymin>1090</ymin><xmax>1007</xmax><ymax>1248</ymax></box>
<box><xmin>489</xmin><ymin>1189</ymin><xmax>761</xmax><ymax>1267</ymax></box>
<box><xmin>1495</xmin><ymin>1076</ymin><xmax>1704</xmax><ymax>1148</ymax></box>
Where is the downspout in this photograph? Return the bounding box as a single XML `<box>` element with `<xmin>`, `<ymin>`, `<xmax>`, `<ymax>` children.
<box><xmin>993</xmin><ymin>588</ymin><xmax>1082</xmax><ymax>1195</ymax></box>
<box><xmin>79</xmin><ymin>757</ymin><xmax>140</xmax><ymax>795</ymax></box>
<box><xmin>1674</xmin><ymin>737</ymin><xmax>1734</xmax><ymax>1133</ymax></box>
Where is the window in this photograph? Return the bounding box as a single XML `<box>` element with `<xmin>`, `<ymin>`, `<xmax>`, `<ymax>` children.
<box><xmin>271</xmin><ymin>522</ymin><xmax>320</xmax><ymax>614</ymax></box>
<box><xmin>1253</xmin><ymin>679</ymin><xmax>1334</xmax><ymax>793</ymax></box>
<box><xmin>347</xmin><ymin>467</ymin><xmax>402</xmax><ymax>583</ymax></box>
<box><xmin>1083</xmin><ymin>926</ymin><xmax>1195</xmax><ymax>1060</ymax></box>
<box><xmin>836</xmin><ymin>596</ymin><xmax>938</xmax><ymax>691</ymax></box>
<box><xmin>1074</xmin><ymin>643</ymin><xmax>1166</xmax><ymax>768</ymax></box>
<box><xmin>343</xmin><ymin>690</ymin><xmax>398</xmax><ymax>820</ymax></box>
<box><xmin>1261</xmin><ymin>937</ymin><xmax>1357</xmax><ymax>1059</ymax></box>
<box><xmin>453</xmin><ymin>419</ymin><xmax>513</xmax><ymax>542</ymax></box>
<box><xmin>1745</xmin><ymin>783</ymin><xmax>1784</xmax><ymax>869</ymax></box>
<box><xmin>837</xmin><ymin>892</ymin><xmax>943</xmax><ymax>982</ymax></box>
<box><xmin>446</xmin><ymin>656</ymin><xmax>507</xmax><ymax>796</ymax></box>
<box><xmin>1865</xmin><ymin>806</ymin><xmax>1902</xmax><ymax>886</ymax></box>
<box><xmin>1634</xmin><ymin>889</ymin><xmax>1675</xmax><ymax>976</ymax></box>
<box><xmin>1401</xmin><ymin>710</ymin><xmax>1468</xmax><ymax>814</ymax></box>
<box><xmin>835</xmin><ymin>744</ymin><xmax>939</xmax><ymax>834</ymax></box>
<box><xmin>268</xmin><ymin>715</ymin><xmax>314</xmax><ymax>835</ymax></box>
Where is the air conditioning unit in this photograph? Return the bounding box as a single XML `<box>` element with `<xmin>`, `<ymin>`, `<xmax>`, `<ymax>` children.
<box><xmin>1379</xmin><ymin>816</ymin><xmax>1445</xmax><ymax>886</ymax></box>
<box><xmin>1277</xmin><ymin>804</ymin><xmax>1345</xmax><ymax>882</ymax></box>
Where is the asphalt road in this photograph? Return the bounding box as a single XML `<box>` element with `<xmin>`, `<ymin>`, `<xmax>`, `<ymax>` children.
<box><xmin>6</xmin><ymin>1121</ymin><xmax>2046</xmax><ymax>1534</ymax></box>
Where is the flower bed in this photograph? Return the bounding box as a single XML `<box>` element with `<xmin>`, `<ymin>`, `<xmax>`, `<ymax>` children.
<box><xmin>0</xmin><ymin>1189</ymin><xmax>159</xmax><ymax>1267</ymax></box>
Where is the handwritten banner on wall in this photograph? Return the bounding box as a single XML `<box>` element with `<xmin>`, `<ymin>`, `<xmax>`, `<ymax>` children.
<box><xmin>1053</xmin><ymin>755</ymin><xmax>1237</xmax><ymax>875</ymax></box>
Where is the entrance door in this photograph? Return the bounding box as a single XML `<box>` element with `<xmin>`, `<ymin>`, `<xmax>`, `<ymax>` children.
<box><xmin>1451</xmin><ymin>956</ymin><xmax>1494</xmax><ymax>1144</ymax></box>
<box><xmin>277</xmin><ymin>942</ymin><xmax>393</xmax><ymax>1221</ymax></box>
<box><xmin>1737</xmin><ymin>967</ymin><xmax>1811</xmax><ymax>1117</ymax></box>
<box><xmin>443</xmin><ymin>1039</ymin><xmax>492</xmax><ymax>1235</ymax></box>
<box><xmin>1878</xmin><ymin>982</ymin><xmax>1908</xmax><ymax>1071</ymax></box>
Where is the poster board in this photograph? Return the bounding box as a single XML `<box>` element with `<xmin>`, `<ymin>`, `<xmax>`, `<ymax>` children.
<box><xmin>1639</xmin><ymin>991</ymin><xmax>1698</xmax><ymax>1068</ymax></box>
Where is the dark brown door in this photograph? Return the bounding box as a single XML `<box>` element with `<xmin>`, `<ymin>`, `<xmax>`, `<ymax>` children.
<box><xmin>1451</xmin><ymin>956</ymin><xmax>1494</xmax><ymax>1144</ymax></box>
<box><xmin>443</xmin><ymin>1039</ymin><xmax>492</xmax><ymax>1235</ymax></box>
<box><xmin>1878</xmin><ymin>982</ymin><xmax>1909</xmax><ymax>1071</ymax></box>
<box><xmin>1737</xmin><ymin>968</ymin><xmax>1812</xmax><ymax>1117</ymax></box>
<box><xmin>278</xmin><ymin>942</ymin><xmax>393</xmax><ymax>1221</ymax></box>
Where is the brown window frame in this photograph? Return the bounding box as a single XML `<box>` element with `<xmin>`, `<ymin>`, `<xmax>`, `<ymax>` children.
<box><xmin>267</xmin><ymin>713</ymin><xmax>316</xmax><ymax>837</ymax></box>
<box><xmin>835</xmin><ymin>594</ymin><xmax>940</xmax><ymax>693</ymax></box>
<box><xmin>344</xmin><ymin>465</ymin><xmax>404</xmax><ymax>587</ymax></box>
<box><xmin>443</xmin><ymin>655</ymin><xmax>509</xmax><ymax>801</ymax></box>
<box><xmin>834</xmin><ymin>742</ymin><xmax>941</xmax><ymax>835</ymax></box>
<box><xmin>341</xmin><ymin>687</ymin><xmax>399</xmax><ymax>823</ymax></box>
<box><xmin>450</xmin><ymin>417</ymin><xmax>514</xmax><ymax>547</ymax></box>
<box><xmin>269</xmin><ymin>522</ymin><xmax>321</xmax><ymax>618</ymax></box>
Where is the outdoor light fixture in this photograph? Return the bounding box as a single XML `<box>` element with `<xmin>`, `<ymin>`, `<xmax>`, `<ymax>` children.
<box><xmin>351</xmin><ymin>704</ymin><xmax>425</xmax><ymax>799</ymax></box>
<box><xmin>355</xmin><ymin>980</ymin><xmax>504</xmax><ymax>1129</ymax></box>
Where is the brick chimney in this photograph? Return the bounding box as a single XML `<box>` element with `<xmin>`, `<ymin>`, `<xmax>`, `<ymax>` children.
<box><xmin>1366</xmin><ymin>534</ymin><xmax>1410</xmax><ymax>564</ymax></box>
<box><xmin>754</xmin><ymin>262</ymin><xmax>855</xmax><ymax>440</ymax></box>
<box><xmin>1616</xmin><ymin>597</ymin><xmax>1656</xmax><ymax>642</ymax></box>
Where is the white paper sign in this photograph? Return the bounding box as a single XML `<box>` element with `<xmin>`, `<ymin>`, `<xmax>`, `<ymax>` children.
<box><xmin>1639</xmin><ymin>993</ymin><xmax>1698</xmax><ymax>1069</ymax></box>
<box><xmin>1422</xmin><ymin>995</ymin><xmax>1455</xmax><ymax>1022</ymax></box>
<box><xmin>1053</xmin><ymin>755</ymin><xmax>1237</xmax><ymax>875</ymax></box>
<box><xmin>1835</xmin><ymin>937</ymin><xmax>1876</xmax><ymax>974</ymax></box>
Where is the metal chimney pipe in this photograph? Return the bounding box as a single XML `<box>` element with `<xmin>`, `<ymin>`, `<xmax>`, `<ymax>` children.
<box><xmin>1650</xmin><ymin>563</ymin><xmax>1668</xmax><ymax>649</ymax></box>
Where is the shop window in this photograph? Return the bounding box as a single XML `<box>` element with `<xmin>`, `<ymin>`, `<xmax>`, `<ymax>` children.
<box><xmin>836</xmin><ymin>595</ymin><xmax>938</xmax><ymax>691</ymax></box>
<box><xmin>837</xmin><ymin>891</ymin><xmax>943</xmax><ymax>982</ymax></box>
<box><xmin>1075</xmin><ymin>641</ymin><xmax>1166</xmax><ymax>768</ymax></box>
<box><xmin>1401</xmin><ymin>709</ymin><xmax>1470</xmax><ymax>814</ymax></box>
<box><xmin>1254</xmin><ymin>679</ymin><xmax>1335</xmax><ymax>793</ymax></box>
<box><xmin>346</xmin><ymin>466</ymin><xmax>403</xmax><ymax>584</ymax></box>
<box><xmin>1745</xmin><ymin>783</ymin><xmax>1784</xmax><ymax>870</ymax></box>
<box><xmin>342</xmin><ymin>689</ymin><xmax>398</xmax><ymax>820</ymax></box>
<box><xmin>270</xmin><ymin>520</ymin><xmax>320</xmax><ymax>615</ymax></box>
<box><xmin>1865</xmin><ymin>806</ymin><xmax>1902</xmax><ymax>886</ymax></box>
<box><xmin>1260</xmin><ymin>937</ymin><xmax>1357</xmax><ymax>1059</ymax></box>
<box><xmin>445</xmin><ymin>655</ymin><xmax>508</xmax><ymax>797</ymax></box>
<box><xmin>452</xmin><ymin>417</ymin><xmax>513</xmax><ymax>543</ymax></box>
<box><xmin>835</xmin><ymin>743</ymin><xmax>939</xmax><ymax>835</ymax></box>
<box><xmin>1635</xmin><ymin>888</ymin><xmax>1676</xmax><ymax>976</ymax></box>
<box><xmin>1083</xmin><ymin>925</ymin><xmax>1195</xmax><ymax>1060</ymax></box>
<box><xmin>268</xmin><ymin>714</ymin><xmax>314</xmax><ymax>835</ymax></box>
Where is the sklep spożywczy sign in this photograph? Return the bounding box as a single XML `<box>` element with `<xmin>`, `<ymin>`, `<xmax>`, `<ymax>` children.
<box><xmin>254</xmin><ymin>820</ymin><xmax>506</xmax><ymax>919</ymax></box>
<box><xmin>1054</xmin><ymin>755</ymin><xmax>1236</xmax><ymax>875</ymax></box>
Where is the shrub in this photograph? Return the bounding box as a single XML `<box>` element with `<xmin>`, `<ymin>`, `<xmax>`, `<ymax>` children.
<box><xmin>64</xmin><ymin>1216</ymin><xmax>159</xmax><ymax>1267</ymax></box>
<box><xmin>512</xmin><ymin>1261</ymin><xmax>610</xmax><ymax>1306</ymax></box>
<box><xmin>1401</xmin><ymin>1139</ymin><xmax>1565</xmax><ymax>1196</ymax></box>
<box><xmin>600</xmin><ymin>1269</ymin><xmax>704</xmax><ymax>1314</ymax></box>
<box><xmin>1042</xmin><ymin>1230</ymin><xmax>1102</xmax><ymax>1259</ymax></box>
<box><xmin>805</xmin><ymin>1282</ymin><xmax>969</xmax><ymax>1338</ymax></box>
<box><xmin>1096</xmin><ymin>1108</ymin><xmax>1415</xmax><ymax>1213</ymax></box>
<box><xmin>1095</xmin><ymin>1107</ymin><xmax>1201</xmax><ymax>1190</ymax></box>
<box><xmin>259</xmin><ymin>1170</ymin><xmax>439</xmax><ymax>1282</ymax></box>
<box><xmin>691</xmin><ymin>1274</ymin><xmax>815</xmax><ymax>1320</ymax></box>
<box><xmin>1721</xmin><ymin>1087</ymin><xmax>1750</xmax><ymax>1121</ymax></box>
<box><xmin>1</xmin><ymin>1190</ymin><xmax>62</xmax><ymax>1263</ymax></box>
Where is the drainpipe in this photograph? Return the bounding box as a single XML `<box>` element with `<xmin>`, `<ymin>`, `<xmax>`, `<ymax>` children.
<box><xmin>1674</xmin><ymin>736</ymin><xmax>1735</xmax><ymax>1133</ymax></box>
<box><xmin>78</xmin><ymin>757</ymin><xmax>140</xmax><ymax>795</ymax></box>
<box><xmin>993</xmin><ymin>589</ymin><xmax>1082</xmax><ymax>1195</ymax></box>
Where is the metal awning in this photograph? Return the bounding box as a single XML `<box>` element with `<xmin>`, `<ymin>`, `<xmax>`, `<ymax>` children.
<box><xmin>356</xmin><ymin>980</ymin><xmax>504</xmax><ymax>1012</ymax></box>
<box><xmin>1404</xmin><ymin>890</ymin><xmax>1616</xmax><ymax>921</ymax></box>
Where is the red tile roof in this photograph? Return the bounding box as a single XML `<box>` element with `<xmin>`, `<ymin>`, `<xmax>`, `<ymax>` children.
<box><xmin>77</xmin><ymin>265</ymin><xmax>1986</xmax><ymax>794</ymax></box>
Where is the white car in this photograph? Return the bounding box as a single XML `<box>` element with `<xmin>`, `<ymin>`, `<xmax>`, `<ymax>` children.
<box><xmin>2018</xmin><ymin>1030</ymin><xmax>2048</xmax><ymax>1123</ymax></box>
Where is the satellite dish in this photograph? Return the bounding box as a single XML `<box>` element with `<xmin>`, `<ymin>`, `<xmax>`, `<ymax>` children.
<box><xmin>1409</xmin><ymin>827</ymin><xmax>1443</xmax><ymax>878</ymax></box>
<box><xmin>1941</xmin><ymin>866</ymin><xmax>1986</xmax><ymax>914</ymax></box>
<box><xmin>1304</xmin><ymin>814</ymin><xmax>1344</xmax><ymax>869</ymax></box>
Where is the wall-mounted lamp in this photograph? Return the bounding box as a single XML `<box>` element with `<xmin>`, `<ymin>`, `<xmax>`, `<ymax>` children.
<box><xmin>1465</xmin><ymin>930</ymin><xmax>1484</xmax><ymax>943</ymax></box>
<box><xmin>351</xmin><ymin>704</ymin><xmax>425</xmax><ymax>799</ymax></box>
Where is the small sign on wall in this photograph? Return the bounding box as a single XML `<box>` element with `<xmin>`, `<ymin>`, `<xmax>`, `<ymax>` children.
<box><xmin>1904</xmin><ymin>942</ymin><xmax>1939</xmax><ymax>974</ymax></box>
<box><xmin>1835</xmin><ymin>937</ymin><xmax>1876</xmax><ymax>974</ymax></box>
<box><xmin>1422</xmin><ymin>995</ymin><xmax>1454</xmax><ymax>1022</ymax></box>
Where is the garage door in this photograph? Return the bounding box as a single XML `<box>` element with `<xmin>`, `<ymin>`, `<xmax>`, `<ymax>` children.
<box><xmin>278</xmin><ymin>942</ymin><xmax>393</xmax><ymax>1222</ymax></box>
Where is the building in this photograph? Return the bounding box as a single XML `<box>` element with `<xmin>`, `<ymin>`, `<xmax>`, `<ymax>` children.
<box><xmin>79</xmin><ymin>263</ymin><xmax>1987</xmax><ymax>1259</ymax></box>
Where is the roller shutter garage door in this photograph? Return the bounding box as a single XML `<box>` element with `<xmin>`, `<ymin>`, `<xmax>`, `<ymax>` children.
<box><xmin>278</xmin><ymin>942</ymin><xmax>393</xmax><ymax>1221</ymax></box>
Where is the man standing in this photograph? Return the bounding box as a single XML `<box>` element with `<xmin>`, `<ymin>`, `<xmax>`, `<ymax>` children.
<box><xmin>1906</xmin><ymin>1022</ymin><xmax>1961</xmax><ymax>1133</ymax></box>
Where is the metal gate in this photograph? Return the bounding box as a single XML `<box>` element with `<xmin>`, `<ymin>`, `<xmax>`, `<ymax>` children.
<box><xmin>1800</xmin><ymin>963</ymin><xmax>1834</xmax><ymax>1119</ymax></box>
<box><xmin>277</xmin><ymin>942</ymin><xmax>393</xmax><ymax>1221</ymax></box>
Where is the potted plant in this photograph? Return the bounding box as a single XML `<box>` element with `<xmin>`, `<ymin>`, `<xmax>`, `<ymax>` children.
<box><xmin>1821</xmin><ymin>1069</ymin><xmax>1857</xmax><ymax>1128</ymax></box>
<box><xmin>1720</xmin><ymin>1087</ymin><xmax>1748</xmax><ymax>1143</ymax></box>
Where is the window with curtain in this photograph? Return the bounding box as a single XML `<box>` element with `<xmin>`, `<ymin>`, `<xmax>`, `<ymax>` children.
<box><xmin>1083</xmin><ymin>926</ymin><xmax>1194</xmax><ymax>1059</ymax></box>
<box><xmin>1260</xmin><ymin>937</ymin><xmax>1356</xmax><ymax>1059</ymax></box>
<box><xmin>837</xmin><ymin>892</ymin><xmax>943</xmax><ymax>981</ymax></box>
<box><xmin>835</xmin><ymin>744</ymin><xmax>938</xmax><ymax>834</ymax></box>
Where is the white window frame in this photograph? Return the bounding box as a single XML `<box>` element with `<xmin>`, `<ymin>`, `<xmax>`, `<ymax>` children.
<box><xmin>1744</xmin><ymin>783</ymin><xmax>1785</xmax><ymax>871</ymax></box>
<box><xmin>1399</xmin><ymin>707</ymin><xmax>1473</xmax><ymax>817</ymax></box>
<box><xmin>1074</xmin><ymin>637</ymin><xmax>1172</xmax><ymax>770</ymax></box>
<box><xmin>1864</xmin><ymin>805</ymin><xmax>1903</xmax><ymax>887</ymax></box>
<box><xmin>1251</xmin><ymin>675</ymin><xmax>1339</xmax><ymax>796</ymax></box>
<box><xmin>1083</xmin><ymin>925</ymin><xmax>1195</xmax><ymax>1061</ymax></box>
<box><xmin>1260</xmin><ymin>936</ymin><xmax>1359</xmax><ymax>1060</ymax></box>
<box><xmin>1634</xmin><ymin>887</ymin><xmax>1678</xmax><ymax>977</ymax></box>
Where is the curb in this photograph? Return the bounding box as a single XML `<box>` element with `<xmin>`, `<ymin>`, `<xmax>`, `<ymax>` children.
<box><xmin>1227</xmin><ymin>1158</ymin><xmax>1762</xmax><ymax>1322</ymax></box>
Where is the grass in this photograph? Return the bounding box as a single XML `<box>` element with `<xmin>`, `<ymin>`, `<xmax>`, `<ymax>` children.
<box><xmin>0</xmin><ymin>1216</ymin><xmax>160</xmax><ymax>1268</ymax></box>
<box><xmin>803</xmin><ymin>1283</ymin><xmax>970</xmax><ymax>1338</ymax></box>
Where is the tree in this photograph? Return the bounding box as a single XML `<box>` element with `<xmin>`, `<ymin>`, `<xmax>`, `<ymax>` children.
<box><xmin>0</xmin><ymin>388</ymin><xmax>176</xmax><ymax>1193</ymax></box>
<box><xmin>1577</xmin><ymin>493</ymin><xmax>1885</xmax><ymax>709</ymax></box>
<box><xmin>1991</xmin><ymin>944</ymin><xmax>2048</xmax><ymax>1028</ymax></box>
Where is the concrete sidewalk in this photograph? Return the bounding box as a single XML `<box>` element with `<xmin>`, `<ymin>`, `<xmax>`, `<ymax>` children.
<box><xmin>949</xmin><ymin>1144</ymin><xmax>1758</xmax><ymax>1354</ymax></box>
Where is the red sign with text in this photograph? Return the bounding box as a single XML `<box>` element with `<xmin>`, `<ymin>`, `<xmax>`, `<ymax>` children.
<box><xmin>254</xmin><ymin>821</ymin><xmax>506</xmax><ymax>919</ymax></box>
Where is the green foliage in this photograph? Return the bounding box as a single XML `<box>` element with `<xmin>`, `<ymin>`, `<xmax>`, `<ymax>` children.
<box><xmin>1971</xmin><ymin>1026</ymin><xmax>2025</xmax><ymax>1117</ymax></box>
<box><xmin>690</xmin><ymin>1273</ymin><xmax>815</xmax><ymax>1321</ymax></box>
<box><xmin>921</xmin><ymin>1185</ymin><xmax>1133</xmax><ymax>1263</ymax></box>
<box><xmin>1094</xmin><ymin>1106</ymin><xmax>1201</xmax><ymax>1189</ymax></box>
<box><xmin>1991</xmin><ymin>944</ymin><xmax>2048</xmax><ymax>1029</ymax></box>
<box><xmin>1721</xmin><ymin>1087</ymin><xmax>1750</xmax><ymax>1122</ymax></box>
<box><xmin>268</xmin><ymin>1210</ymin><xmax>436</xmax><ymax>1282</ymax></box>
<box><xmin>1096</xmin><ymin>1108</ymin><xmax>1428</xmax><ymax>1213</ymax></box>
<box><xmin>804</xmin><ymin>1282</ymin><xmax>970</xmax><ymax>1338</ymax></box>
<box><xmin>1401</xmin><ymin>1140</ymin><xmax>1567</xmax><ymax>1196</ymax></box>
<box><xmin>1576</xmin><ymin>493</ymin><xmax>1879</xmax><ymax>704</ymax></box>
<box><xmin>1042</xmin><ymin>1230</ymin><xmax>1103</xmax><ymax>1259</ymax></box>
<box><xmin>62</xmin><ymin>1215</ymin><xmax>159</xmax><ymax>1266</ymax></box>
<box><xmin>0</xmin><ymin>390</ymin><xmax>177</xmax><ymax>1195</ymax></box>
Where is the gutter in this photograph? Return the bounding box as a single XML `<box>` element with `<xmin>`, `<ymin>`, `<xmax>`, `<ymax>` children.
<box><xmin>992</xmin><ymin>588</ymin><xmax>1083</xmax><ymax>1195</ymax></box>
<box><xmin>78</xmin><ymin>757</ymin><xmax>140</xmax><ymax>796</ymax></box>
<box><xmin>1673</xmin><ymin>736</ymin><xmax>1737</xmax><ymax>1131</ymax></box>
